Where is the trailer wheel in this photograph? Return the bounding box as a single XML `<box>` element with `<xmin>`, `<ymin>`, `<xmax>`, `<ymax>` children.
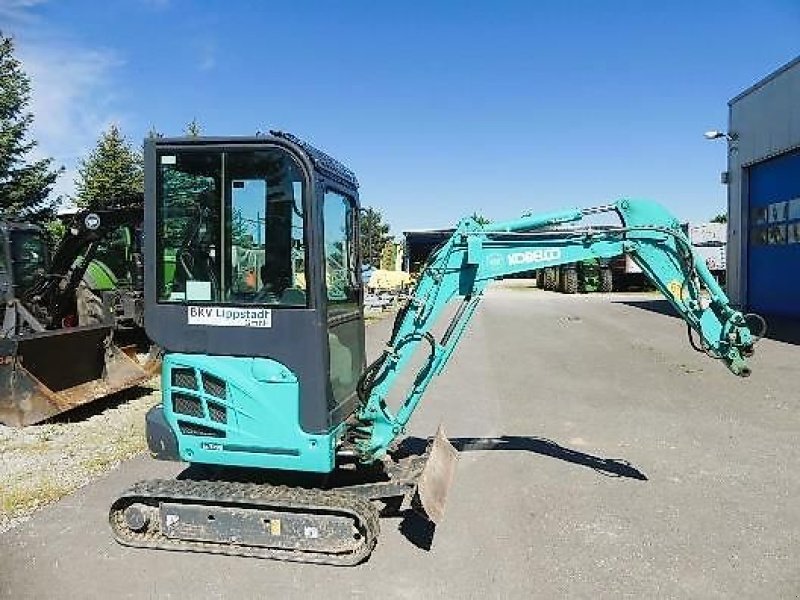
<box><xmin>599</xmin><ymin>268</ymin><xmax>613</xmax><ymax>293</ymax></box>
<box><xmin>563</xmin><ymin>269</ymin><xmax>578</xmax><ymax>294</ymax></box>
<box><xmin>536</xmin><ymin>270</ymin><xmax>544</xmax><ymax>288</ymax></box>
<box><xmin>543</xmin><ymin>268</ymin><xmax>556</xmax><ymax>291</ymax></box>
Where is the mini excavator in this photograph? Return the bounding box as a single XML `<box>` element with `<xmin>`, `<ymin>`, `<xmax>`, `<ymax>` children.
<box><xmin>110</xmin><ymin>132</ymin><xmax>758</xmax><ymax>565</ymax></box>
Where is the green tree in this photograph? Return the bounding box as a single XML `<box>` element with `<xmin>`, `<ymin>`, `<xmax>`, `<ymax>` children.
<box><xmin>711</xmin><ymin>212</ymin><xmax>728</xmax><ymax>224</ymax></box>
<box><xmin>231</xmin><ymin>208</ymin><xmax>255</xmax><ymax>247</ymax></box>
<box><xmin>359</xmin><ymin>207</ymin><xmax>391</xmax><ymax>268</ymax></box>
<box><xmin>185</xmin><ymin>118</ymin><xmax>201</xmax><ymax>137</ymax></box>
<box><xmin>380</xmin><ymin>241</ymin><xmax>398</xmax><ymax>270</ymax></box>
<box><xmin>0</xmin><ymin>32</ymin><xmax>62</xmax><ymax>222</ymax></box>
<box><xmin>470</xmin><ymin>212</ymin><xmax>491</xmax><ymax>226</ymax></box>
<box><xmin>161</xmin><ymin>170</ymin><xmax>215</xmax><ymax>249</ymax></box>
<box><xmin>74</xmin><ymin>124</ymin><xmax>143</xmax><ymax>208</ymax></box>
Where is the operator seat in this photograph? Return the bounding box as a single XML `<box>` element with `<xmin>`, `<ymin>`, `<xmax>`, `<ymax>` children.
<box><xmin>279</xmin><ymin>287</ymin><xmax>306</xmax><ymax>305</ymax></box>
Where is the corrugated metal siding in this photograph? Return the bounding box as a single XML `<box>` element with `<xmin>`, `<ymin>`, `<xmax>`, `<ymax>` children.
<box><xmin>727</xmin><ymin>57</ymin><xmax>800</xmax><ymax>311</ymax></box>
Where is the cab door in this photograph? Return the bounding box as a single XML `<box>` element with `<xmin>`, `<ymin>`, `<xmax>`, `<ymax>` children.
<box><xmin>322</xmin><ymin>188</ymin><xmax>364</xmax><ymax>423</ymax></box>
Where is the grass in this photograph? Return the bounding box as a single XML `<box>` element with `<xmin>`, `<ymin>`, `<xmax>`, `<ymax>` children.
<box><xmin>0</xmin><ymin>426</ymin><xmax>148</xmax><ymax>524</ymax></box>
<box><xmin>0</xmin><ymin>438</ymin><xmax>53</xmax><ymax>454</ymax></box>
<box><xmin>1</xmin><ymin>479</ymin><xmax>75</xmax><ymax>516</ymax></box>
<box><xmin>80</xmin><ymin>426</ymin><xmax>148</xmax><ymax>476</ymax></box>
<box><xmin>0</xmin><ymin>392</ymin><xmax>157</xmax><ymax>528</ymax></box>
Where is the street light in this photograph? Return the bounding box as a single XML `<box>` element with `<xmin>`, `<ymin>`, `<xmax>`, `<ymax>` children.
<box><xmin>704</xmin><ymin>130</ymin><xmax>738</xmax><ymax>141</ymax></box>
<box><xmin>704</xmin><ymin>130</ymin><xmax>738</xmax><ymax>184</ymax></box>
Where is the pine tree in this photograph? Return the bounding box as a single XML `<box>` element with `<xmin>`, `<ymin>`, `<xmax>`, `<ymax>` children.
<box><xmin>0</xmin><ymin>32</ymin><xmax>62</xmax><ymax>222</ymax></box>
<box><xmin>185</xmin><ymin>118</ymin><xmax>201</xmax><ymax>137</ymax></box>
<box><xmin>360</xmin><ymin>207</ymin><xmax>391</xmax><ymax>268</ymax></box>
<box><xmin>75</xmin><ymin>124</ymin><xmax>143</xmax><ymax>208</ymax></box>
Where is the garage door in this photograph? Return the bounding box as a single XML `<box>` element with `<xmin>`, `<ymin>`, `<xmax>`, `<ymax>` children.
<box><xmin>747</xmin><ymin>148</ymin><xmax>800</xmax><ymax>316</ymax></box>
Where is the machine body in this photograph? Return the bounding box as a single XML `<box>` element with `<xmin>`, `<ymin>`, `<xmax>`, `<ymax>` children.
<box><xmin>112</xmin><ymin>133</ymin><xmax>757</xmax><ymax>565</ymax></box>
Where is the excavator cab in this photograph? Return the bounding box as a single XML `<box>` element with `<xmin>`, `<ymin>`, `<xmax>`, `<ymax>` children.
<box><xmin>144</xmin><ymin>133</ymin><xmax>366</xmax><ymax>472</ymax></box>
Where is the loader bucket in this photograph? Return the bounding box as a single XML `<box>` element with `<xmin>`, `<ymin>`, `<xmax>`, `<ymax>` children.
<box><xmin>0</xmin><ymin>325</ymin><xmax>159</xmax><ymax>427</ymax></box>
<box><xmin>411</xmin><ymin>425</ymin><xmax>459</xmax><ymax>523</ymax></box>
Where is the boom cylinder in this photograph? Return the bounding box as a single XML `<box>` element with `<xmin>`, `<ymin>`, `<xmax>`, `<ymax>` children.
<box><xmin>482</xmin><ymin>208</ymin><xmax>583</xmax><ymax>233</ymax></box>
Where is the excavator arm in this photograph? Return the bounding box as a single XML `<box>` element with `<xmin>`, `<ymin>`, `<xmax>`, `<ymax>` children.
<box><xmin>354</xmin><ymin>198</ymin><xmax>757</xmax><ymax>462</ymax></box>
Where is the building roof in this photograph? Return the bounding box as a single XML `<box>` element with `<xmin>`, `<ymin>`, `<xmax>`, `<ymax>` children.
<box><xmin>729</xmin><ymin>54</ymin><xmax>800</xmax><ymax>106</ymax></box>
<box><xmin>402</xmin><ymin>228</ymin><xmax>455</xmax><ymax>235</ymax></box>
<box><xmin>403</xmin><ymin>229</ymin><xmax>455</xmax><ymax>244</ymax></box>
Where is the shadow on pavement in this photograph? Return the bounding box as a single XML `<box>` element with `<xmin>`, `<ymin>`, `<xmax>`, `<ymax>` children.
<box><xmin>170</xmin><ymin>433</ymin><xmax>647</xmax><ymax>555</ymax></box>
<box><xmin>44</xmin><ymin>384</ymin><xmax>155</xmax><ymax>425</ymax></box>
<box><xmin>394</xmin><ymin>434</ymin><xmax>648</xmax><ymax>549</ymax></box>
<box><xmin>615</xmin><ymin>299</ymin><xmax>800</xmax><ymax>346</ymax></box>
<box><xmin>398</xmin><ymin>511</ymin><xmax>436</xmax><ymax>550</ymax></box>
<box><xmin>398</xmin><ymin>435</ymin><xmax>648</xmax><ymax>481</ymax></box>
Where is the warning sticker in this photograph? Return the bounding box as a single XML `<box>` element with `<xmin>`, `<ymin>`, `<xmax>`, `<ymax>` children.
<box><xmin>187</xmin><ymin>306</ymin><xmax>272</xmax><ymax>328</ymax></box>
<box><xmin>667</xmin><ymin>280</ymin><xmax>687</xmax><ymax>301</ymax></box>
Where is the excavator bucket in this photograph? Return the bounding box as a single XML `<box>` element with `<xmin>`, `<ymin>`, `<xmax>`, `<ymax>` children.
<box><xmin>411</xmin><ymin>425</ymin><xmax>459</xmax><ymax>523</ymax></box>
<box><xmin>0</xmin><ymin>325</ymin><xmax>159</xmax><ymax>427</ymax></box>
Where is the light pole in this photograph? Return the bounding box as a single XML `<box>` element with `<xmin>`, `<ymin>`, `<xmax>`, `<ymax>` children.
<box><xmin>704</xmin><ymin>130</ymin><xmax>738</xmax><ymax>142</ymax></box>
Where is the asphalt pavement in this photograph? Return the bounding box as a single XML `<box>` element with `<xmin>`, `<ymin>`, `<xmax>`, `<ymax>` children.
<box><xmin>2</xmin><ymin>284</ymin><xmax>799</xmax><ymax>599</ymax></box>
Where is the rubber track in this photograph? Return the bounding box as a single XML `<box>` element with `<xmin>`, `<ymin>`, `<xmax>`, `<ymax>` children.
<box><xmin>109</xmin><ymin>479</ymin><xmax>380</xmax><ymax>566</ymax></box>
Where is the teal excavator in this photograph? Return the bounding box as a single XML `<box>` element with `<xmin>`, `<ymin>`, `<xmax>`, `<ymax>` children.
<box><xmin>110</xmin><ymin>133</ymin><xmax>759</xmax><ymax>565</ymax></box>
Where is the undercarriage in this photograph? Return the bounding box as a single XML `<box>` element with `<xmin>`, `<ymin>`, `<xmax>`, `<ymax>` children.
<box><xmin>110</xmin><ymin>429</ymin><xmax>457</xmax><ymax>565</ymax></box>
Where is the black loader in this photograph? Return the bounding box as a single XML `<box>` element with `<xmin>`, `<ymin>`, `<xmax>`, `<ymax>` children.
<box><xmin>0</xmin><ymin>206</ymin><xmax>158</xmax><ymax>427</ymax></box>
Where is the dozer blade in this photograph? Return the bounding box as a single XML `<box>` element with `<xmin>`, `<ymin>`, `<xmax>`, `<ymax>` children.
<box><xmin>411</xmin><ymin>425</ymin><xmax>459</xmax><ymax>524</ymax></box>
<box><xmin>0</xmin><ymin>325</ymin><xmax>159</xmax><ymax>427</ymax></box>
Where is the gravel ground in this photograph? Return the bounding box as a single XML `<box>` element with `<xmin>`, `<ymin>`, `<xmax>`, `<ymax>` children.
<box><xmin>0</xmin><ymin>309</ymin><xmax>398</xmax><ymax>536</ymax></box>
<box><xmin>0</xmin><ymin>380</ymin><xmax>160</xmax><ymax>534</ymax></box>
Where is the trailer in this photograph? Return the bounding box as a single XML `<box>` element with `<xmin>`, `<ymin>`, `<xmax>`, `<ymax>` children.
<box><xmin>537</xmin><ymin>221</ymin><xmax>727</xmax><ymax>293</ymax></box>
<box><xmin>536</xmin><ymin>259</ymin><xmax>613</xmax><ymax>293</ymax></box>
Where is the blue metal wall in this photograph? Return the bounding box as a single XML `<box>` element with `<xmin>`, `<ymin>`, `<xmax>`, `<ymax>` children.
<box><xmin>747</xmin><ymin>149</ymin><xmax>800</xmax><ymax>316</ymax></box>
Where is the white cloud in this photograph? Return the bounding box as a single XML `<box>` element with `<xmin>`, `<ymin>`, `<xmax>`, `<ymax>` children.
<box><xmin>0</xmin><ymin>21</ymin><xmax>124</xmax><ymax>205</ymax></box>
<box><xmin>20</xmin><ymin>42</ymin><xmax>123</xmax><ymax>202</ymax></box>
<box><xmin>3</xmin><ymin>1</ymin><xmax>125</xmax><ymax>203</ymax></box>
<box><xmin>0</xmin><ymin>0</ymin><xmax>47</xmax><ymax>22</ymax></box>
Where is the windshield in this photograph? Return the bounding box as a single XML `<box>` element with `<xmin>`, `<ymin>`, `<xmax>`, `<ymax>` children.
<box><xmin>156</xmin><ymin>148</ymin><xmax>307</xmax><ymax>306</ymax></box>
<box><xmin>10</xmin><ymin>230</ymin><xmax>48</xmax><ymax>296</ymax></box>
<box><xmin>93</xmin><ymin>224</ymin><xmax>141</xmax><ymax>286</ymax></box>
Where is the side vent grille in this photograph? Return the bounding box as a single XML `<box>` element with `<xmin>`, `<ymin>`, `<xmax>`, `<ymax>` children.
<box><xmin>207</xmin><ymin>401</ymin><xmax>227</xmax><ymax>424</ymax></box>
<box><xmin>171</xmin><ymin>368</ymin><xmax>197</xmax><ymax>390</ymax></box>
<box><xmin>178</xmin><ymin>421</ymin><xmax>226</xmax><ymax>438</ymax></box>
<box><xmin>172</xmin><ymin>393</ymin><xmax>203</xmax><ymax>418</ymax></box>
<box><xmin>202</xmin><ymin>373</ymin><xmax>226</xmax><ymax>399</ymax></box>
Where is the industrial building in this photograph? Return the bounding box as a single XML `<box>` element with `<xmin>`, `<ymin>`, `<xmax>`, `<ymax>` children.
<box><xmin>403</xmin><ymin>228</ymin><xmax>454</xmax><ymax>273</ymax></box>
<box><xmin>727</xmin><ymin>55</ymin><xmax>800</xmax><ymax>317</ymax></box>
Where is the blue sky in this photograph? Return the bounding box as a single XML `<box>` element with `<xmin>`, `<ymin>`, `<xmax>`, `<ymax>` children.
<box><xmin>2</xmin><ymin>0</ymin><xmax>799</xmax><ymax>233</ymax></box>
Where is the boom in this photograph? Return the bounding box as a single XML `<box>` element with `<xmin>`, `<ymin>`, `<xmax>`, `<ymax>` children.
<box><xmin>354</xmin><ymin>198</ymin><xmax>756</xmax><ymax>461</ymax></box>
